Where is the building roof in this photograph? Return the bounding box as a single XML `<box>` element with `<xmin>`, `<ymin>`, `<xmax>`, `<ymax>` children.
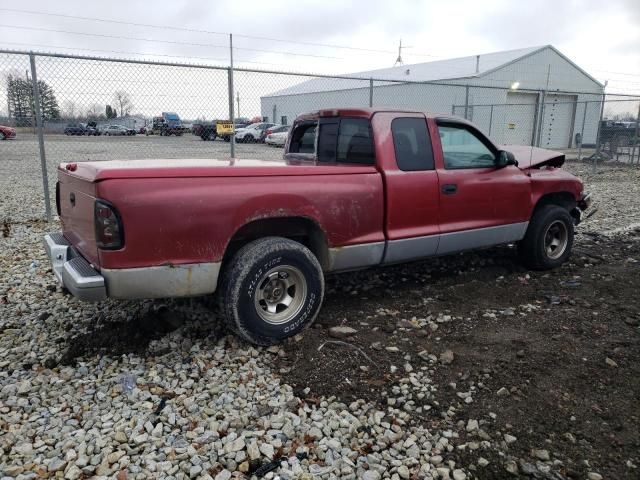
<box><xmin>265</xmin><ymin>45</ymin><xmax>599</xmax><ymax>98</ymax></box>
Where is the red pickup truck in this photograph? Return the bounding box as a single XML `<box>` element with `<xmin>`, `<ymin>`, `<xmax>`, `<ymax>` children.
<box><xmin>45</xmin><ymin>108</ymin><xmax>591</xmax><ymax>345</ymax></box>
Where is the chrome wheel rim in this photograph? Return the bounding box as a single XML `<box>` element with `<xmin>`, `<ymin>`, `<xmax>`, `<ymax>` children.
<box><xmin>254</xmin><ymin>265</ymin><xmax>307</xmax><ymax>325</ymax></box>
<box><xmin>544</xmin><ymin>220</ymin><xmax>569</xmax><ymax>260</ymax></box>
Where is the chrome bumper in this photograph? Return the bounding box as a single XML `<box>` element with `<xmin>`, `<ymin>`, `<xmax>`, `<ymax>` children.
<box><xmin>44</xmin><ymin>233</ymin><xmax>222</xmax><ymax>301</ymax></box>
<box><xmin>43</xmin><ymin>233</ymin><xmax>107</xmax><ymax>302</ymax></box>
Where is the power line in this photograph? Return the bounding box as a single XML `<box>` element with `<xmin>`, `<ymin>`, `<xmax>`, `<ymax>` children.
<box><xmin>0</xmin><ymin>7</ymin><xmax>440</xmax><ymax>58</ymax></box>
<box><xmin>0</xmin><ymin>40</ymin><xmax>305</xmax><ymax>69</ymax></box>
<box><xmin>590</xmin><ymin>68</ymin><xmax>640</xmax><ymax>78</ymax></box>
<box><xmin>0</xmin><ymin>24</ymin><xmax>343</xmax><ymax>60</ymax></box>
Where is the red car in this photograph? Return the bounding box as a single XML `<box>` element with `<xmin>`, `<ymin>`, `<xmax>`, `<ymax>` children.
<box><xmin>44</xmin><ymin>108</ymin><xmax>591</xmax><ymax>345</ymax></box>
<box><xmin>0</xmin><ymin>125</ymin><xmax>16</xmax><ymax>140</ymax></box>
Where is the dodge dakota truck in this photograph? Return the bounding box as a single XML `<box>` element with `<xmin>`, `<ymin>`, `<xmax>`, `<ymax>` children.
<box><xmin>45</xmin><ymin>108</ymin><xmax>591</xmax><ymax>345</ymax></box>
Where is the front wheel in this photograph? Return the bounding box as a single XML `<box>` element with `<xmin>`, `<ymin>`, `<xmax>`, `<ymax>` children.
<box><xmin>219</xmin><ymin>237</ymin><xmax>324</xmax><ymax>345</ymax></box>
<box><xmin>519</xmin><ymin>205</ymin><xmax>574</xmax><ymax>270</ymax></box>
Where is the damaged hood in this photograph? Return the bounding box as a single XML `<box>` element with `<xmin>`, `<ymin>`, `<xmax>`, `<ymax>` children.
<box><xmin>500</xmin><ymin>145</ymin><xmax>565</xmax><ymax>169</ymax></box>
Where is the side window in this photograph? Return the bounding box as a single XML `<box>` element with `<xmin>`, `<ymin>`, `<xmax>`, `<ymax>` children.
<box><xmin>336</xmin><ymin>119</ymin><xmax>374</xmax><ymax>164</ymax></box>
<box><xmin>289</xmin><ymin>122</ymin><xmax>317</xmax><ymax>154</ymax></box>
<box><xmin>438</xmin><ymin>124</ymin><xmax>496</xmax><ymax>169</ymax></box>
<box><xmin>391</xmin><ymin>117</ymin><xmax>434</xmax><ymax>171</ymax></box>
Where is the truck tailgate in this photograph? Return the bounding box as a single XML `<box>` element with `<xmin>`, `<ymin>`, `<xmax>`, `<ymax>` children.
<box><xmin>58</xmin><ymin>169</ymin><xmax>100</xmax><ymax>267</ymax></box>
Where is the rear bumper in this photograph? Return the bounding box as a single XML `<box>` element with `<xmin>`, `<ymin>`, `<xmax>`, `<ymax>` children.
<box><xmin>44</xmin><ymin>233</ymin><xmax>221</xmax><ymax>302</ymax></box>
<box><xmin>44</xmin><ymin>233</ymin><xmax>107</xmax><ymax>301</ymax></box>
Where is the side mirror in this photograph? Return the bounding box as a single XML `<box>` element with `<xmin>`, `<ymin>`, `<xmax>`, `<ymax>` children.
<box><xmin>497</xmin><ymin>150</ymin><xmax>518</xmax><ymax>168</ymax></box>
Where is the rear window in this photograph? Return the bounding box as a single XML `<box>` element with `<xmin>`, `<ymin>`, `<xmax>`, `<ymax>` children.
<box><xmin>391</xmin><ymin>117</ymin><xmax>434</xmax><ymax>171</ymax></box>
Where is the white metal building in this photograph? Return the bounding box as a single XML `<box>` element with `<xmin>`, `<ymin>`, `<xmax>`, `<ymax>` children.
<box><xmin>261</xmin><ymin>45</ymin><xmax>603</xmax><ymax>148</ymax></box>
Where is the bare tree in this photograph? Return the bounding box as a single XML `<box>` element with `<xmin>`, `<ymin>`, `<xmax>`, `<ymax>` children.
<box><xmin>62</xmin><ymin>100</ymin><xmax>77</xmax><ymax>119</ymax></box>
<box><xmin>86</xmin><ymin>103</ymin><xmax>103</xmax><ymax>119</ymax></box>
<box><xmin>113</xmin><ymin>91</ymin><xmax>133</xmax><ymax>117</ymax></box>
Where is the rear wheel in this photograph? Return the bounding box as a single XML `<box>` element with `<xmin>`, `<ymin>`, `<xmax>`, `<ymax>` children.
<box><xmin>519</xmin><ymin>205</ymin><xmax>574</xmax><ymax>270</ymax></box>
<box><xmin>219</xmin><ymin>237</ymin><xmax>324</xmax><ymax>345</ymax></box>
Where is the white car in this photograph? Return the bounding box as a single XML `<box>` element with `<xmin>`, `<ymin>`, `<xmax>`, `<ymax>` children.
<box><xmin>234</xmin><ymin>122</ymin><xmax>274</xmax><ymax>143</ymax></box>
<box><xmin>104</xmin><ymin>125</ymin><xmax>129</xmax><ymax>136</ymax></box>
<box><xmin>265</xmin><ymin>131</ymin><xmax>288</xmax><ymax>147</ymax></box>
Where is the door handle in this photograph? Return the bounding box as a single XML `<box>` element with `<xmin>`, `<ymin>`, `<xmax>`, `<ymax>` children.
<box><xmin>442</xmin><ymin>184</ymin><xmax>457</xmax><ymax>195</ymax></box>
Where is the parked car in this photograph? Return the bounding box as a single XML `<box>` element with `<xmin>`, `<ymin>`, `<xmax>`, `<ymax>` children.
<box><xmin>64</xmin><ymin>123</ymin><xmax>88</xmax><ymax>136</ymax></box>
<box><xmin>260</xmin><ymin>124</ymin><xmax>287</xmax><ymax>142</ymax></box>
<box><xmin>104</xmin><ymin>125</ymin><xmax>129</xmax><ymax>136</ymax></box>
<box><xmin>44</xmin><ymin>108</ymin><xmax>592</xmax><ymax>346</ymax></box>
<box><xmin>86</xmin><ymin>121</ymin><xmax>101</xmax><ymax>136</ymax></box>
<box><xmin>599</xmin><ymin>119</ymin><xmax>638</xmax><ymax>146</ymax></box>
<box><xmin>234</xmin><ymin>122</ymin><xmax>275</xmax><ymax>143</ymax></box>
<box><xmin>198</xmin><ymin>121</ymin><xmax>219</xmax><ymax>141</ymax></box>
<box><xmin>0</xmin><ymin>125</ymin><xmax>16</xmax><ymax>140</ymax></box>
<box><xmin>265</xmin><ymin>127</ymin><xmax>289</xmax><ymax>147</ymax></box>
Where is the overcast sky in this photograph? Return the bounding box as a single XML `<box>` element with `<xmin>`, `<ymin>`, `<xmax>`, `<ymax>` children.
<box><xmin>0</xmin><ymin>0</ymin><xmax>638</xmax><ymax>121</ymax></box>
<box><xmin>0</xmin><ymin>0</ymin><xmax>638</xmax><ymax>93</ymax></box>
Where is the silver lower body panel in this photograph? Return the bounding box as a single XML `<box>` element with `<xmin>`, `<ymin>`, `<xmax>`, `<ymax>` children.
<box><xmin>44</xmin><ymin>233</ymin><xmax>220</xmax><ymax>302</ymax></box>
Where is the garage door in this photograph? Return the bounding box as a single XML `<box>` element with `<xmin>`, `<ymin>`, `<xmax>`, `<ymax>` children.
<box><xmin>539</xmin><ymin>94</ymin><xmax>577</xmax><ymax>149</ymax></box>
<box><xmin>502</xmin><ymin>92</ymin><xmax>538</xmax><ymax>146</ymax></box>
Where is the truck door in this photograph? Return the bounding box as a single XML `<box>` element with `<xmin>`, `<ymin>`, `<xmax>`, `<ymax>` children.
<box><xmin>372</xmin><ymin>112</ymin><xmax>441</xmax><ymax>264</ymax></box>
<box><xmin>432</xmin><ymin>119</ymin><xmax>531</xmax><ymax>255</ymax></box>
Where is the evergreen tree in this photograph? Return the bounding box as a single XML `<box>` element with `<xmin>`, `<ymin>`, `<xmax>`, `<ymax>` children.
<box><xmin>6</xmin><ymin>75</ymin><xmax>61</xmax><ymax>126</ymax></box>
<box><xmin>105</xmin><ymin>104</ymin><xmax>117</xmax><ymax>119</ymax></box>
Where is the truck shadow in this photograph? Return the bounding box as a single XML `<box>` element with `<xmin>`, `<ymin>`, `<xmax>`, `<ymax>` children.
<box><xmin>58</xmin><ymin>244</ymin><xmax>528</xmax><ymax>364</ymax></box>
<box><xmin>58</xmin><ymin>301</ymin><xmax>221</xmax><ymax>365</ymax></box>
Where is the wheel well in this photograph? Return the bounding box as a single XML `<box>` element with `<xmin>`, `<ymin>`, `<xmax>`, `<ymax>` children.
<box><xmin>223</xmin><ymin>217</ymin><xmax>330</xmax><ymax>270</ymax></box>
<box><xmin>533</xmin><ymin>192</ymin><xmax>576</xmax><ymax>214</ymax></box>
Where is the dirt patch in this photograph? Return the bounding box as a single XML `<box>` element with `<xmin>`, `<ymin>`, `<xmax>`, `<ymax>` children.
<box><xmin>277</xmin><ymin>230</ymin><xmax>640</xmax><ymax>479</ymax></box>
<box><xmin>58</xmin><ymin>304</ymin><xmax>187</xmax><ymax>365</ymax></box>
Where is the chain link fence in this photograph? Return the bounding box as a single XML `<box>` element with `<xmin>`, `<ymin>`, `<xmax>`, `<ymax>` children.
<box><xmin>1</xmin><ymin>49</ymin><xmax>639</xmax><ymax>221</ymax></box>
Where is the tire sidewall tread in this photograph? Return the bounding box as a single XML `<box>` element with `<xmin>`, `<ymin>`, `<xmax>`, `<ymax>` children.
<box><xmin>520</xmin><ymin>204</ymin><xmax>574</xmax><ymax>270</ymax></box>
<box><xmin>220</xmin><ymin>237</ymin><xmax>324</xmax><ymax>345</ymax></box>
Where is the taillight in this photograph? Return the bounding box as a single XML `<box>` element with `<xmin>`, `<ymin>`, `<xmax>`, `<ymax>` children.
<box><xmin>94</xmin><ymin>200</ymin><xmax>124</xmax><ymax>249</ymax></box>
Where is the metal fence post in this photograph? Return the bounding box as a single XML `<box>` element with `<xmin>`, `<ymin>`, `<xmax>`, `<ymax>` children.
<box><xmin>633</xmin><ymin>102</ymin><xmax>640</xmax><ymax>164</ymax></box>
<box><xmin>464</xmin><ymin>85</ymin><xmax>470</xmax><ymax>120</ymax></box>
<box><xmin>488</xmin><ymin>105</ymin><xmax>494</xmax><ymax>136</ymax></box>
<box><xmin>29</xmin><ymin>52</ymin><xmax>52</xmax><ymax>222</ymax></box>
<box><xmin>593</xmin><ymin>90</ymin><xmax>607</xmax><ymax>173</ymax></box>
<box><xmin>228</xmin><ymin>34</ymin><xmax>235</xmax><ymax>159</ymax></box>
<box><xmin>369</xmin><ymin>78</ymin><xmax>373</xmax><ymax>108</ymax></box>
<box><xmin>578</xmin><ymin>101</ymin><xmax>588</xmax><ymax>161</ymax></box>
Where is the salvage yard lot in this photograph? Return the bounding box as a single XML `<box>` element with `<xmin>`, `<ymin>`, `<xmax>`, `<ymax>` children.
<box><xmin>1</xmin><ymin>140</ymin><xmax>640</xmax><ymax>479</ymax></box>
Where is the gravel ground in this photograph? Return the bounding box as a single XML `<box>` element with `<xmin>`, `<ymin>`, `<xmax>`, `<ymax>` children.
<box><xmin>1</xmin><ymin>141</ymin><xmax>639</xmax><ymax>479</ymax></box>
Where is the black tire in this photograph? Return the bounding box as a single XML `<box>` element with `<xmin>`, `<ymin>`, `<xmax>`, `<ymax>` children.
<box><xmin>224</xmin><ymin>136</ymin><xmax>230</xmax><ymax>142</ymax></box>
<box><xmin>219</xmin><ymin>237</ymin><xmax>324</xmax><ymax>346</ymax></box>
<box><xmin>244</xmin><ymin>134</ymin><xmax>254</xmax><ymax>143</ymax></box>
<box><xmin>0</xmin><ymin>132</ymin><xmax>5</xmax><ymax>140</ymax></box>
<box><xmin>201</xmin><ymin>133</ymin><xmax>210</xmax><ymax>141</ymax></box>
<box><xmin>519</xmin><ymin>204</ymin><xmax>574</xmax><ymax>270</ymax></box>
